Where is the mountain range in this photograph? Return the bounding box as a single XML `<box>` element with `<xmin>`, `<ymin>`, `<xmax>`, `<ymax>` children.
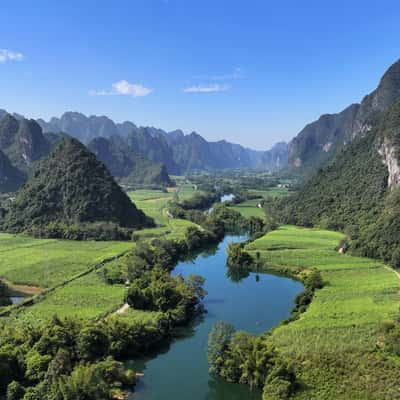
<box><xmin>37</xmin><ymin>112</ymin><xmax>288</xmax><ymax>174</ymax></box>
<box><xmin>288</xmin><ymin>59</ymin><xmax>400</xmax><ymax>175</ymax></box>
<box><xmin>274</xmin><ymin>59</ymin><xmax>400</xmax><ymax>268</ymax></box>
<box><xmin>0</xmin><ymin>112</ymin><xmax>172</xmax><ymax>192</ymax></box>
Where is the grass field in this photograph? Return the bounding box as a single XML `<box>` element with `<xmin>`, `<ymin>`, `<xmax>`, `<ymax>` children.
<box><xmin>248</xmin><ymin>187</ymin><xmax>289</xmax><ymax>198</ymax></box>
<box><xmin>16</xmin><ymin>268</ymin><xmax>126</xmax><ymax>320</ymax></box>
<box><xmin>231</xmin><ymin>199</ymin><xmax>265</xmax><ymax>218</ymax></box>
<box><xmin>128</xmin><ymin>184</ymin><xmax>198</xmax><ymax>226</ymax></box>
<box><xmin>0</xmin><ymin>234</ymin><xmax>132</xmax><ymax>288</ymax></box>
<box><xmin>229</xmin><ymin>187</ymin><xmax>289</xmax><ymax>218</ymax></box>
<box><xmin>246</xmin><ymin>225</ymin><xmax>400</xmax><ymax>399</ymax></box>
<box><xmin>1</xmin><ymin>187</ymin><xmax>199</xmax><ymax>322</ymax></box>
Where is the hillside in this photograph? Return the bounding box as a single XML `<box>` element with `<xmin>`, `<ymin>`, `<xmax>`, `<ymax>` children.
<box><xmin>88</xmin><ymin>136</ymin><xmax>172</xmax><ymax>186</ymax></box>
<box><xmin>0</xmin><ymin>114</ymin><xmax>50</xmax><ymax>173</ymax></box>
<box><xmin>0</xmin><ymin>111</ymin><xmax>173</xmax><ymax>192</ymax></box>
<box><xmin>278</xmin><ymin>100</ymin><xmax>400</xmax><ymax>264</ymax></box>
<box><xmin>38</xmin><ymin>111</ymin><xmax>288</xmax><ymax>173</ymax></box>
<box><xmin>289</xmin><ymin>59</ymin><xmax>400</xmax><ymax>175</ymax></box>
<box><xmin>1</xmin><ymin>138</ymin><xmax>153</xmax><ymax>238</ymax></box>
<box><xmin>0</xmin><ymin>149</ymin><xmax>25</xmax><ymax>192</ymax></box>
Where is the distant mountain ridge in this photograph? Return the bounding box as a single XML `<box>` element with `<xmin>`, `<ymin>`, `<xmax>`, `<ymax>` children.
<box><xmin>0</xmin><ymin>111</ymin><xmax>172</xmax><ymax>192</ymax></box>
<box><xmin>289</xmin><ymin>59</ymin><xmax>400</xmax><ymax>174</ymax></box>
<box><xmin>38</xmin><ymin>112</ymin><xmax>288</xmax><ymax>173</ymax></box>
<box><xmin>88</xmin><ymin>136</ymin><xmax>172</xmax><ymax>186</ymax></box>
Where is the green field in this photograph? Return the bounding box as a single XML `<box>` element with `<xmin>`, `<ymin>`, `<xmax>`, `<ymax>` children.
<box><xmin>0</xmin><ymin>234</ymin><xmax>132</xmax><ymax>288</ymax></box>
<box><xmin>248</xmin><ymin>187</ymin><xmax>289</xmax><ymax>198</ymax></box>
<box><xmin>1</xmin><ymin>187</ymin><xmax>199</xmax><ymax>322</ymax></box>
<box><xmin>229</xmin><ymin>187</ymin><xmax>289</xmax><ymax>218</ymax></box>
<box><xmin>16</xmin><ymin>268</ymin><xmax>126</xmax><ymax>320</ymax></box>
<box><xmin>231</xmin><ymin>199</ymin><xmax>265</xmax><ymax>218</ymax></box>
<box><xmin>128</xmin><ymin>185</ymin><xmax>198</xmax><ymax>226</ymax></box>
<box><xmin>246</xmin><ymin>225</ymin><xmax>400</xmax><ymax>399</ymax></box>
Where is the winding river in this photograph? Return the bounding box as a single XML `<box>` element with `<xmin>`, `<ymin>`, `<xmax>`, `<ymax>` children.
<box><xmin>128</xmin><ymin>234</ymin><xmax>303</xmax><ymax>400</ymax></box>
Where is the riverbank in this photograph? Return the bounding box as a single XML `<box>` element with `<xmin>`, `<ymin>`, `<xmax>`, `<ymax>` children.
<box><xmin>127</xmin><ymin>234</ymin><xmax>303</xmax><ymax>400</ymax></box>
<box><xmin>245</xmin><ymin>225</ymin><xmax>400</xmax><ymax>399</ymax></box>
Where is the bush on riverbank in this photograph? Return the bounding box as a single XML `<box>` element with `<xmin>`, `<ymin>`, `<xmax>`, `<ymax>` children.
<box><xmin>0</xmin><ymin>314</ymin><xmax>169</xmax><ymax>399</ymax></box>
<box><xmin>208</xmin><ymin>321</ymin><xmax>297</xmax><ymax>400</ymax></box>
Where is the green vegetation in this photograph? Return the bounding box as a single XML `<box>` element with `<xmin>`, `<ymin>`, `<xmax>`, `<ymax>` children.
<box><xmin>0</xmin><ymin>280</ymin><xmax>11</xmax><ymax>307</ymax></box>
<box><xmin>0</xmin><ymin>233</ymin><xmax>132</xmax><ymax>287</ymax></box>
<box><xmin>0</xmin><ymin>183</ymin><xmax>235</xmax><ymax>398</ymax></box>
<box><xmin>208</xmin><ymin>321</ymin><xmax>297</xmax><ymax>400</ymax></box>
<box><xmin>1</xmin><ymin>138</ymin><xmax>153</xmax><ymax>239</ymax></box>
<box><xmin>231</xmin><ymin>199</ymin><xmax>265</xmax><ymax>218</ymax></box>
<box><xmin>270</xmin><ymin>101</ymin><xmax>400</xmax><ymax>268</ymax></box>
<box><xmin>242</xmin><ymin>225</ymin><xmax>400</xmax><ymax>399</ymax></box>
<box><xmin>88</xmin><ymin>136</ymin><xmax>172</xmax><ymax>187</ymax></box>
<box><xmin>16</xmin><ymin>269</ymin><xmax>126</xmax><ymax>320</ymax></box>
<box><xmin>0</xmin><ymin>315</ymin><xmax>170</xmax><ymax>399</ymax></box>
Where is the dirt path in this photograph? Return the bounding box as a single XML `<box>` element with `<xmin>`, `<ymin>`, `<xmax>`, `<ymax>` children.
<box><xmin>3</xmin><ymin>279</ymin><xmax>44</xmax><ymax>296</ymax></box>
<box><xmin>384</xmin><ymin>265</ymin><xmax>400</xmax><ymax>281</ymax></box>
<box><xmin>114</xmin><ymin>303</ymin><xmax>130</xmax><ymax>315</ymax></box>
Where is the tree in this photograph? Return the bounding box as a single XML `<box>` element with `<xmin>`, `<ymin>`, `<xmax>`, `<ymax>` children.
<box><xmin>391</xmin><ymin>248</ymin><xmax>400</xmax><ymax>269</ymax></box>
<box><xmin>77</xmin><ymin>326</ymin><xmax>109</xmax><ymax>361</ymax></box>
<box><xmin>208</xmin><ymin>321</ymin><xmax>235</xmax><ymax>375</ymax></box>
<box><xmin>6</xmin><ymin>381</ymin><xmax>25</xmax><ymax>400</ymax></box>
<box><xmin>56</xmin><ymin>364</ymin><xmax>111</xmax><ymax>400</ymax></box>
<box><xmin>25</xmin><ymin>351</ymin><xmax>52</xmax><ymax>382</ymax></box>
<box><xmin>227</xmin><ymin>243</ymin><xmax>252</xmax><ymax>268</ymax></box>
<box><xmin>186</xmin><ymin>274</ymin><xmax>207</xmax><ymax>300</ymax></box>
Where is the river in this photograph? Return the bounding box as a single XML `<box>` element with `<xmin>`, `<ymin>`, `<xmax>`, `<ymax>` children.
<box><xmin>128</xmin><ymin>234</ymin><xmax>303</xmax><ymax>400</ymax></box>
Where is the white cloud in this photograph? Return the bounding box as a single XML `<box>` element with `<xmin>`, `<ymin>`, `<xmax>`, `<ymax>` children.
<box><xmin>0</xmin><ymin>49</ymin><xmax>24</xmax><ymax>63</ymax></box>
<box><xmin>112</xmin><ymin>80</ymin><xmax>153</xmax><ymax>96</ymax></box>
<box><xmin>90</xmin><ymin>80</ymin><xmax>153</xmax><ymax>97</ymax></box>
<box><xmin>183</xmin><ymin>84</ymin><xmax>230</xmax><ymax>93</ymax></box>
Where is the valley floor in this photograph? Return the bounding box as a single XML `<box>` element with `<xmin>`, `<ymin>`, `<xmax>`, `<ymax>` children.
<box><xmin>246</xmin><ymin>225</ymin><xmax>400</xmax><ymax>399</ymax></box>
<box><xmin>0</xmin><ymin>186</ymin><xmax>199</xmax><ymax>323</ymax></box>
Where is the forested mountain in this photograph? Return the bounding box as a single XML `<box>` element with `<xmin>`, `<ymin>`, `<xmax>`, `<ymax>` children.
<box><xmin>288</xmin><ymin>59</ymin><xmax>400</xmax><ymax>175</ymax></box>
<box><xmin>0</xmin><ymin>111</ymin><xmax>172</xmax><ymax>192</ymax></box>
<box><xmin>38</xmin><ymin>111</ymin><xmax>287</xmax><ymax>173</ymax></box>
<box><xmin>275</xmin><ymin>100</ymin><xmax>400</xmax><ymax>265</ymax></box>
<box><xmin>1</xmin><ymin>138</ymin><xmax>152</xmax><ymax>238</ymax></box>
<box><xmin>88</xmin><ymin>136</ymin><xmax>172</xmax><ymax>186</ymax></box>
<box><xmin>0</xmin><ymin>149</ymin><xmax>25</xmax><ymax>192</ymax></box>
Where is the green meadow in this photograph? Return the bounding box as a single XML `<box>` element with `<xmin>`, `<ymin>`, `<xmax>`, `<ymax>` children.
<box><xmin>0</xmin><ymin>234</ymin><xmax>132</xmax><ymax>288</ymax></box>
<box><xmin>229</xmin><ymin>187</ymin><xmax>289</xmax><ymax>218</ymax></box>
<box><xmin>16</xmin><ymin>268</ymin><xmax>126</xmax><ymax>321</ymax></box>
<box><xmin>1</xmin><ymin>188</ymin><xmax>199</xmax><ymax>323</ymax></box>
<box><xmin>248</xmin><ymin>187</ymin><xmax>289</xmax><ymax>198</ymax></box>
<box><xmin>246</xmin><ymin>225</ymin><xmax>400</xmax><ymax>399</ymax></box>
<box><xmin>231</xmin><ymin>199</ymin><xmax>265</xmax><ymax>218</ymax></box>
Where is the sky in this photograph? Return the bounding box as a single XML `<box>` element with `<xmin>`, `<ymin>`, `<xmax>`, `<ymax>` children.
<box><xmin>1</xmin><ymin>0</ymin><xmax>400</xmax><ymax>150</ymax></box>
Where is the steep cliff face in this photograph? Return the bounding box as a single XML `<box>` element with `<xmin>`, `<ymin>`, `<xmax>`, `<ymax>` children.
<box><xmin>277</xmin><ymin>100</ymin><xmax>400</xmax><ymax>264</ymax></box>
<box><xmin>379</xmin><ymin>138</ymin><xmax>400</xmax><ymax>189</ymax></box>
<box><xmin>289</xmin><ymin>59</ymin><xmax>400</xmax><ymax>175</ymax></box>
<box><xmin>288</xmin><ymin>104</ymin><xmax>360</xmax><ymax>171</ymax></box>
<box><xmin>0</xmin><ymin>115</ymin><xmax>49</xmax><ymax>172</ymax></box>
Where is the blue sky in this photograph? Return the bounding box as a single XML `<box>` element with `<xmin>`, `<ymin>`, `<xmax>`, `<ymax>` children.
<box><xmin>1</xmin><ymin>0</ymin><xmax>400</xmax><ymax>149</ymax></box>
